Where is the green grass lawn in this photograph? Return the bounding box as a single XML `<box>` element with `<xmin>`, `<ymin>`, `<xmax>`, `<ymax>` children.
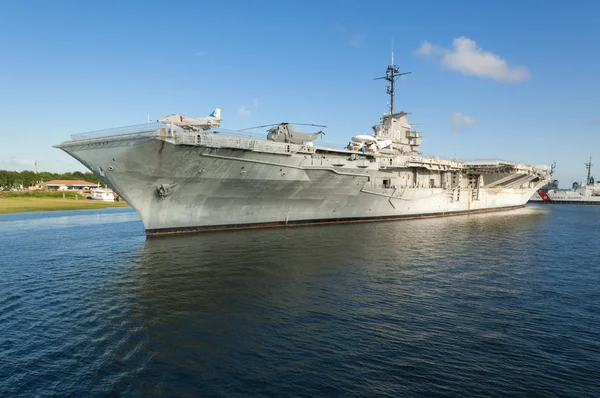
<box><xmin>0</xmin><ymin>197</ymin><xmax>129</xmax><ymax>214</ymax></box>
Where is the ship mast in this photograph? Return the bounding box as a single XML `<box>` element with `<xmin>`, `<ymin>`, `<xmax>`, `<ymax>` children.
<box><xmin>374</xmin><ymin>54</ymin><xmax>411</xmax><ymax>115</ymax></box>
<box><xmin>585</xmin><ymin>156</ymin><xmax>593</xmax><ymax>184</ymax></box>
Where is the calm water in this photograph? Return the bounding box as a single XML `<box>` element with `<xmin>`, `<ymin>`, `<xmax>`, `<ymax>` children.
<box><xmin>0</xmin><ymin>205</ymin><xmax>599</xmax><ymax>397</ymax></box>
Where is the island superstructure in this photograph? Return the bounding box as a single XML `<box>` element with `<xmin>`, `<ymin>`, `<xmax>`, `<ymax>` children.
<box><xmin>56</xmin><ymin>60</ymin><xmax>550</xmax><ymax>236</ymax></box>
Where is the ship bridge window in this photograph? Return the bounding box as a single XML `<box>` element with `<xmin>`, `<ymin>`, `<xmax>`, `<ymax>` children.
<box><xmin>383</xmin><ymin>179</ymin><xmax>391</xmax><ymax>188</ymax></box>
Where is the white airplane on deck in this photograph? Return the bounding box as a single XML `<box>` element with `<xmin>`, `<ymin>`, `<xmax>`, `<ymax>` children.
<box><xmin>350</xmin><ymin>134</ymin><xmax>393</xmax><ymax>153</ymax></box>
<box><xmin>158</xmin><ymin>108</ymin><xmax>221</xmax><ymax>131</ymax></box>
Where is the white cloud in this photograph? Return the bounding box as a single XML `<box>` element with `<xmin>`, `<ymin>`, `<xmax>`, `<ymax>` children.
<box><xmin>414</xmin><ymin>41</ymin><xmax>434</xmax><ymax>56</ymax></box>
<box><xmin>348</xmin><ymin>34</ymin><xmax>365</xmax><ymax>48</ymax></box>
<box><xmin>0</xmin><ymin>157</ymin><xmax>36</xmax><ymax>170</ymax></box>
<box><xmin>237</xmin><ymin>105</ymin><xmax>251</xmax><ymax>117</ymax></box>
<box><xmin>587</xmin><ymin>117</ymin><xmax>600</xmax><ymax>127</ymax></box>
<box><xmin>415</xmin><ymin>37</ymin><xmax>530</xmax><ymax>83</ymax></box>
<box><xmin>335</xmin><ymin>22</ymin><xmax>365</xmax><ymax>48</ymax></box>
<box><xmin>451</xmin><ymin>112</ymin><xmax>477</xmax><ymax>131</ymax></box>
<box><xmin>12</xmin><ymin>157</ymin><xmax>36</xmax><ymax>165</ymax></box>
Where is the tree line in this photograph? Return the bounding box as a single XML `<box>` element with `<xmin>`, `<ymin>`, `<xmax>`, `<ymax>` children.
<box><xmin>0</xmin><ymin>170</ymin><xmax>99</xmax><ymax>188</ymax></box>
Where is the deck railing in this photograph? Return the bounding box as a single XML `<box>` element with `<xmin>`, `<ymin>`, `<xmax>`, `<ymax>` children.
<box><xmin>71</xmin><ymin>122</ymin><xmax>167</xmax><ymax>140</ymax></box>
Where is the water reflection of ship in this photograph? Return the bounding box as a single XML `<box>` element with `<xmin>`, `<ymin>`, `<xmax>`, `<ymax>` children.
<box><xmin>124</xmin><ymin>209</ymin><xmax>548</xmax><ymax>395</ymax></box>
<box><xmin>529</xmin><ymin>157</ymin><xmax>600</xmax><ymax>204</ymax></box>
<box><xmin>134</xmin><ymin>209</ymin><xmax>549</xmax><ymax>316</ymax></box>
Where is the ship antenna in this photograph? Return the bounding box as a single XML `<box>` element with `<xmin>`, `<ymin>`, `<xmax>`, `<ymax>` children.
<box><xmin>585</xmin><ymin>155</ymin><xmax>593</xmax><ymax>184</ymax></box>
<box><xmin>374</xmin><ymin>53</ymin><xmax>411</xmax><ymax>115</ymax></box>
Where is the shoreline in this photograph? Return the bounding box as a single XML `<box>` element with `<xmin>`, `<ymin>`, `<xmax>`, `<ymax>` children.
<box><xmin>0</xmin><ymin>197</ymin><xmax>129</xmax><ymax>214</ymax></box>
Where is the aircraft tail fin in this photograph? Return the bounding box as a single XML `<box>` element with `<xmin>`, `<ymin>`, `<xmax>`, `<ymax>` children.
<box><xmin>209</xmin><ymin>108</ymin><xmax>221</xmax><ymax>119</ymax></box>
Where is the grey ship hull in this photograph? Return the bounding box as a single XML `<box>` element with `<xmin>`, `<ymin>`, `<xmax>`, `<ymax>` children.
<box><xmin>57</xmin><ymin>128</ymin><xmax>549</xmax><ymax>236</ymax></box>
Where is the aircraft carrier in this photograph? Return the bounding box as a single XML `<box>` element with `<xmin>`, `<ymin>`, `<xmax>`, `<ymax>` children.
<box><xmin>56</xmin><ymin>61</ymin><xmax>550</xmax><ymax>236</ymax></box>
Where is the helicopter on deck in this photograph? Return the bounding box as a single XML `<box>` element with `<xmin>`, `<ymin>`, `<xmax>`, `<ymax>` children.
<box><xmin>242</xmin><ymin>122</ymin><xmax>327</xmax><ymax>145</ymax></box>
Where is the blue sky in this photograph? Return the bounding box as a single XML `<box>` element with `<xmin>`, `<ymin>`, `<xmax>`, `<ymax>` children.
<box><xmin>1</xmin><ymin>0</ymin><xmax>599</xmax><ymax>186</ymax></box>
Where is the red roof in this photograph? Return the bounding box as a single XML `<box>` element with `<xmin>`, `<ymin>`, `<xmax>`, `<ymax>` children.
<box><xmin>42</xmin><ymin>180</ymin><xmax>100</xmax><ymax>186</ymax></box>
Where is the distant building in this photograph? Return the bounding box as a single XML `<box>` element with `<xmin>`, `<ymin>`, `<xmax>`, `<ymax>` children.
<box><xmin>38</xmin><ymin>180</ymin><xmax>101</xmax><ymax>191</ymax></box>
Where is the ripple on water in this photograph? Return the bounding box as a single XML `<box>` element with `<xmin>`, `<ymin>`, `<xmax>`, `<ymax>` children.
<box><xmin>1</xmin><ymin>206</ymin><xmax>600</xmax><ymax>397</ymax></box>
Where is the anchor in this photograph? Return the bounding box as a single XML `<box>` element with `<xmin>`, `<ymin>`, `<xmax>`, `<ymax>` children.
<box><xmin>157</xmin><ymin>183</ymin><xmax>178</xmax><ymax>198</ymax></box>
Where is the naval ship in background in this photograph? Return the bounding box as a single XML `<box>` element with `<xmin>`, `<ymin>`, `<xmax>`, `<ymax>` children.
<box><xmin>529</xmin><ymin>158</ymin><xmax>600</xmax><ymax>204</ymax></box>
<box><xmin>56</xmin><ymin>60</ymin><xmax>550</xmax><ymax>236</ymax></box>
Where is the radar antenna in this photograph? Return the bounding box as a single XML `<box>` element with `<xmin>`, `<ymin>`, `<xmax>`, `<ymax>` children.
<box><xmin>374</xmin><ymin>54</ymin><xmax>411</xmax><ymax>115</ymax></box>
<box><xmin>585</xmin><ymin>156</ymin><xmax>593</xmax><ymax>184</ymax></box>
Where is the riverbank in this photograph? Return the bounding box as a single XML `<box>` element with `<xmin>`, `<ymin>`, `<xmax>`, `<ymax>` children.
<box><xmin>0</xmin><ymin>197</ymin><xmax>129</xmax><ymax>214</ymax></box>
